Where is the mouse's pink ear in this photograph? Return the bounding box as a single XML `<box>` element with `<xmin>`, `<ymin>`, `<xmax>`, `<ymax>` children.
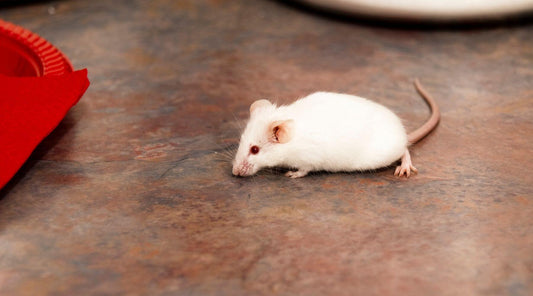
<box><xmin>269</xmin><ymin>119</ymin><xmax>294</xmax><ymax>144</ymax></box>
<box><xmin>250</xmin><ymin>99</ymin><xmax>271</xmax><ymax>114</ymax></box>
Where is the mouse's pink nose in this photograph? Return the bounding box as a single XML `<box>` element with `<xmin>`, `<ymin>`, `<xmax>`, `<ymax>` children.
<box><xmin>232</xmin><ymin>161</ymin><xmax>252</xmax><ymax>177</ymax></box>
<box><xmin>232</xmin><ymin>165</ymin><xmax>241</xmax><ymax>176</ymax></box>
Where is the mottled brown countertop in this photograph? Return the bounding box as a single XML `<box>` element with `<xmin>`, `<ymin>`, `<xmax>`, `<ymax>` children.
<box><xmin>0</xmin><ymin>0</ymin><xmax>532</xmax><ymax>295</ymax></box>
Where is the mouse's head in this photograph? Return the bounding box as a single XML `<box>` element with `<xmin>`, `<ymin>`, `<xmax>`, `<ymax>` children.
<box><xmin>232</xmin><ymin>99</ymin><xmax>294</xmax><ymax>177</ymax></box>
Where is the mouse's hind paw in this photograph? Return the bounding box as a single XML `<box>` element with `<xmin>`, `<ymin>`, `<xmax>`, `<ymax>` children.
<box><xmin>394</xmin><ymin>149</ymin><xmax>418</xmax><ymax>178</ymax></box>
<box><xmin>394</xmin><ymin>163</ymin><xmax>418</xmax><ymax>178</ymax></box>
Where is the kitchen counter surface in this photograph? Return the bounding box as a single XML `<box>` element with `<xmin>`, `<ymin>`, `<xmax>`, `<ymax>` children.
<box><xmin>1</xmin><ymin>1</ymin><xmax>532</xmax><ymax>295</ymax></box>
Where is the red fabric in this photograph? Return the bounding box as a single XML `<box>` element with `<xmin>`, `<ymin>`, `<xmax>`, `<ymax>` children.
<box><xmin>0</xmin><ymin>69</ymin><xmax>89</xmax><ymax>189</ymax></box>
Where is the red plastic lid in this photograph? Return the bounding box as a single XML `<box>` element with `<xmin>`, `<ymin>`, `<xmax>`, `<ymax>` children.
<box><xmin>0</xmin><ymin>19</ymin><xmax>73</xmax><ymax>77</ymax></box>
<box><xmin>0</xmin><ymin>20</ymin><xmax>89</xmax><ymax>190</ymax></box>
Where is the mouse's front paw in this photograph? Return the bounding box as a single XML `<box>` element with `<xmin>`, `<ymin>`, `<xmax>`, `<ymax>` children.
<box><xmin>285</xmin><ymin>170</ymin><xmax>309</xmax><ymax>178</ymax></box>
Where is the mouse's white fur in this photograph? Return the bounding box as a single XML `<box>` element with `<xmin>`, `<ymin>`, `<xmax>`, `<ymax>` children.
<box><xmin>232</xmin><ymin>92</ymin><xmax>408</xmax><ymax>178</ymax></box>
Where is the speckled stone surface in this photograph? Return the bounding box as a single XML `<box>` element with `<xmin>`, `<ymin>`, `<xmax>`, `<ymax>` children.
<box><xmin>1</xmin><ymin>1</ymin><xmax>532</xmax><ymax>295</ymax></box>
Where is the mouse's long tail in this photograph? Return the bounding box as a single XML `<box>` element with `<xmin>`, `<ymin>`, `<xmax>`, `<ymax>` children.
<box><xmin>407</xmin><ymin>79</ymin><xmax>441</xmax><ymax>144</ymax></box>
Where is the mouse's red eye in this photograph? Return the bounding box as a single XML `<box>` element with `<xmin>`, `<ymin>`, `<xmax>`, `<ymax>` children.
<box><xmin>250</xmin><ymin>145</ymin><xmax>260</xmax><ymax>155</ymax></box>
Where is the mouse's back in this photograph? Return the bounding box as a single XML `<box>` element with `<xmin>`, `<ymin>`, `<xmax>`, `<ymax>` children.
<box><xmin>280</xmin><ymin>92</ymin><xmax>408</xmax><ymax>171</ymax></box>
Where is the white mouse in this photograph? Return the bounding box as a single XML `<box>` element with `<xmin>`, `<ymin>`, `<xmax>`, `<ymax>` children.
<box><xmin>232</xmin><ymin>79</ymin><xmax>440</xmax><ymax>178</ymax></box>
